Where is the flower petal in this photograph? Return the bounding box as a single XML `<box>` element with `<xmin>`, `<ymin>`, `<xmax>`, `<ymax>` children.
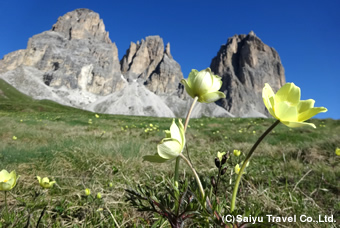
<box><xmin>199</xmin><ymin>91</ymin><xmax>226</xmax><ymax>103</ymax></box>
<box><xmin>6</xmin><ymin>178</ymin><xmax>15</xmax><ymax>188</ymax></box>
<box><xmin>298</xmin><ymin>107</ymin><xmax>328</xmax><ymax>122</ymax></box>
<box><xmin>262</xmin><ymin>83</ymin><xmax>276</xmax><ymax>118</ymax></box>
<box><xmin>178</xmin><ymin>119</ymin><xmax>185</xmax><ymax>146</ymax></box>
<box><xmin>42</xmin><ymin>177</ymin><xmax>50</xmax><ymax>183</ymax></box>
<box><xmin>281</xmin><ymin>121</ymin><xmax>316</xmax><ymax>128</ymax></box>
<box><xmin>208</xmin><ymin>74</ymin><xmax>223</xmax><ymax>93</ymax></box>
<box><xmin>297</xmin><ymin>99</ymin><xmax>315</xmax><ymax>113</ymax></box>
<box><xmin>275</xmin><ymin>83</ymin><xmax>300</xmax><ymax>105</ymax></box>
<box><xmin>235</xmin><ymin>164</ymin><xmax>240</xmax><ymax>174</ymax></box>
<box><xmin>0</xmin><ymin>182</ymin><xmax>12</xmax><ymax>191</ymax></box>
<box><xmin>170</xmin><ymin>119</ymin><xmax>181</xmax><ymax>144</ymax></box>
<box><xmin>9</xmin><ymin>171</ymin><xmax>16</xmax><ymax>177</ymax></box>
<box><xmin>181</xmin><ymin>79</ymin><xmax>195</xmax><ymax>98</ymax></box>
<box><xmin>143</xmin><ymin>154</ymin><xmax>169</xmax><ymax>163</ymax></box>
<box><xmin>217</xmin><ymin>151</ymin><xmax>225</xmax><ymax>161</ymax></box>
<box><xmin>187</xmin><ymin>69</ymin><xmax>198</xmax><ymax>87</ymax></box>
<box><xmin>0</xmin><ymin>170</ymin><xmax>10</xmax><ymax>182</ymax></box>
<box><xmin>157</xmin><ymin>138</ymin><xmax>182</xmax><ymax>159</ymax></box>
<box><xmin>335</xmin><ymin>148</ymin><xmax>340</xmax><ymax>156</ymax></box>
<box><xmin>9</xmin><ymin>171</ymin><xmax>17</xmax><ymax>188</ymax></box>
<box><xmin>274</xmin><ymin>101</ymin><xmax>298</xmax><ymax>122</ymax></box>
<box><xmin>193</xmin><ymin>68</ymin><xmax>213</xmax><ymax>95</ymax></box>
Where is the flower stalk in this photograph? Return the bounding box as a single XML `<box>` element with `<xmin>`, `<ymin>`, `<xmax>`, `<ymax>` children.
<box><xmin>230</xmin><ymin>119</ymin><xmax>280</xmax><ymax>212</ymax></box>
<box><xmin>214</xmin><ymin>165</ymin><xmax>222</xmax><ymax>196</ymax></box>
<box><xmin>179</xmin><ymin>153</ymin><xmax>205</xmax><ymax>198</ymax></box>
<box><xmin>5</xmin><ymin>191</ymin><xmax>8</xmax><ymax>218</ymax></box>
<box><xmin>174</xmin><ymin>96</ymin><xmax>198</xmax><ymax>186</ymax></box>
<box><xmin>184</xmin><ymin>96</ymin><xmax>198</xmax><ymax>132</ymax></box>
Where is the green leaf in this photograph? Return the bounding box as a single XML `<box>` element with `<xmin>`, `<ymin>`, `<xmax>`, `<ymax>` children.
<box><xmin>143</xmin><ymin>154</ymin><xmax>168</xmax><ymax>163</ymax></box>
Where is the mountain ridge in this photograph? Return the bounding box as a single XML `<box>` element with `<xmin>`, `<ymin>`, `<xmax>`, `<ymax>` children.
<box><xmin>0</xmin><ymin>9</ymin><xmax>284</xmax><ymax>118</ymax></box>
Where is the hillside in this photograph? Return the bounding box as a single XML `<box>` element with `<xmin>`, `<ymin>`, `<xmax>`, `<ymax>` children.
<box><xmin>0</xmin><ymin>78</ymin><xmax>88</xmax><ymax>114</ymax></box>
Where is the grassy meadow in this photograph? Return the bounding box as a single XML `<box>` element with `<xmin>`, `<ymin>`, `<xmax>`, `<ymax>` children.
<box><xmin>0</xmin><ymin>79</ymin><xmax>339</xmax><ymax>227</ymax></box>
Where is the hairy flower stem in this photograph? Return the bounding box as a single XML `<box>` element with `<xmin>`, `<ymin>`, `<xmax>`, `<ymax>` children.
<box><xmin>174</xmin><ymin>96</ymin><xmax>198</xmax><ymax>186</ymax></box>
<box><xmin>5</xmin><ymin>191</ymin><xmax>8</xmax><ymax>218</ymax></box>
<box><xmin>179</xmin><ymin>153</ymin><xmax>205</xmax><ymax>198</ymax></box>
<box><xmin>230</xmin><ymin>120</ymin><xmax>280</xmax><ymax>212</ymax></box>
<box><xmin>174</xmin><ymin>157</ymin><xmax>180</xmax><ymax>187</ymax></box>
<box><xmin>183</xmin><ymin>96</ymin><xmax>198</xmax><ymax>132</ymax></box>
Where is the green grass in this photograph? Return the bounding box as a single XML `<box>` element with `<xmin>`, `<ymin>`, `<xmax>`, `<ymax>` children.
<box><xmin>0</xmin><ymin>80</ymin><xmax>339</xmax><ymax>227</ymax></box>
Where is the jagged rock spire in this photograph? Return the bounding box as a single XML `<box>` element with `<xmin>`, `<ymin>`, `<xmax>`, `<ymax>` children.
<box><xmin>210</xmin><ymin>32</ymin><xmax>286</xmax><ymax>117</ymax></box>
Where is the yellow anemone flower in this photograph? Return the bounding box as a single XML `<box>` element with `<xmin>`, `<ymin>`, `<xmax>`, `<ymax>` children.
<box><xmin>0</xmin><ymin>170</ymin><xmax>19</xmax><ymax>191</ymax></box>
<box><xmin>85</xmin><ymin>188</ymin><xmax>91</xmax><ymax>196</ymax></box>
<box><xmin>37</xmin><ymin>176</ymin><xmax>56</xmax><ymax>189</ymax></box>
<box><xmin>336</xmin><ymin>148</ymin><xmax>340</xmax><ymax>156</ymax></box>
<box><xmin>234</xmin><ymin>164</ymin><xmax>240</xmax><ymax>174</ymax></box>
<box><xmin>96</xmin><ymin>192</ymin><xmax>102</xmax><ymax>199</ymax></box>
<box><xmin>217</xmin><ymin>151</ymin><xmax>226</xmax><ymax>161</ymax></box>
<box><xmin>181</xmin><ymin>68</ymin><xmax>226</xmax><ymax>103</ymax></box>
<box><xmin>233</xmin><ymin>149</ymin><xmax>241</xmax><ymax>157</ymax></box>
<box><xmin>143</xmin><ymin>119</ymin><xmax>185</xmax><ymax>163</ymax></box>
<box><xmin>263</xmin><ymin>83</ymin><xmax>327</xmax><ymax>128</ymax></box>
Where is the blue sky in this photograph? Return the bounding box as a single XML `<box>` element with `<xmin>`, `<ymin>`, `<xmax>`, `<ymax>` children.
<box><xmin>0</xmin><ymin>0</ymin><xmax>339</xmax><ymax>119</ymax></box>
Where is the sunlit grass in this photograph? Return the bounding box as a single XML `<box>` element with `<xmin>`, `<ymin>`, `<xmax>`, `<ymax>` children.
<box><xmin>0</xmin><ymin>80</ymin><xmax>339</xmax><ymax>226</ymax></box>
<box><xmin>0</xmin><ymin>111</ymin><xmax>338</xmax><ymax>227</ymax></box>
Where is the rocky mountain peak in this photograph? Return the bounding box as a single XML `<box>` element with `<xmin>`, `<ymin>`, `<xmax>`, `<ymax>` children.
<box><xmin>0</xmin><ymin>8</ymin><xmax>123</xmax><ymax>99</ymax></box>
<box><xmin>165</xmin><ymin>43</ymin><xmax>172</xmax><ymax>59</ymax></box>
<box><xmin>210</xmin><ymin>31</ymin><xmax>286</xmax><ymax>117</ymax></box>
<box><xmin>145</xmin><ymin>36</ymin><xmax>164</xmax><ymax>61</ymax></box>
<box><xmin>51</xmin><ymin>8</ymin><xmax>111</xmax><ymax>44</ymax></box>
<box><xmin>120</xmin><ymin>35</ymin><xmax>164</xmax><ymax>80</ymax></box>
<box><xmin>120</xmin><ymin>35</ymin><xmax>183</xmax><ymax>95</ymax></box>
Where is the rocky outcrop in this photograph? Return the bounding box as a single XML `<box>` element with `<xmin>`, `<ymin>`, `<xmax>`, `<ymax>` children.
<box><xmin>120</xmin><ymin>36</ymin><xmax>164</xmax><ymax>80</ymax></box>
<box><xmin>145</xmin><ymin>51</ymin><xmax>183</xmax><ymax>95</ymax></box>
<box><xmin>0</xmin><ymin>65</ymin><xmax>102</xmax><ymax>107</ymax></box>
<box><xmin>0</xmin><ymin>8</ymin><xmax>124</xmax><ymax>96</ymax></box>
<box><xmin>0</xmin><ymin>50</ymin><xmax>27</xmax><ymax>73</ymax></box>
<box><xmin>51</xmin><ymin>8</ymin><xmax>111</xmax><ymax>44</ymax></box>
<box><xmin>210</xmin><ymin>31</ymin><xmax>286</xmax><ymax>117</ymax></box>
<box><xmin>0</xmin><ymin>66</ymin><xmax>70</xmax><ymax>105</ymax></box>
<box><xmin>120</xmin><ymin>36</ymin><xmax>183</xmax><ymax>95</ymax></box>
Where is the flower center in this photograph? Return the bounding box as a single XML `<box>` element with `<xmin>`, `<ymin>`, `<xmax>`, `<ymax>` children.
<box><xmin>3</xmin><ymin>179</ymin><xmax>8</xmax><ymax>183</ymax></box>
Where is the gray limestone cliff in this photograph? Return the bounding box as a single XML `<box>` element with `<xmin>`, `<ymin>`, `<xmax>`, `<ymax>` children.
<box><xmin>210</xmin><ymin>31</ymin><xmax>286</xmax><ymax>117</ymax></box>
<box><xmin>145</xmin><ymin>43</ymin><xmax>184</xmax><ymax>96</ymax></box>
<box><xmin>120</xmin><ymin>36</ymin><xmax>183</xmax><ymax>95</ymax></box>
<box><xmin>0</xmin><ymin>8</ymin><xmax>124</xmax><ymax>98</ymax></box>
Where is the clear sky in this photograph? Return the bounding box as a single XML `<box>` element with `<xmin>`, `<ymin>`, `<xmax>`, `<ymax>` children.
<box><xmin>0</xmin><ymin>0</ymin><xmax>339</xmax><ymax>119</ymax></box>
